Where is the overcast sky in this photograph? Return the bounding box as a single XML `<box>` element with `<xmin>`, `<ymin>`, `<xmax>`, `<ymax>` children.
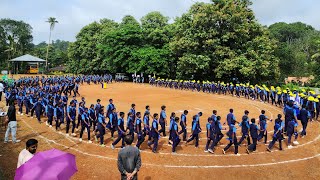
<box><xmin>0</xmin><ymin>0</ymin><xmax>319</xmax><ymax>44</ymax></box>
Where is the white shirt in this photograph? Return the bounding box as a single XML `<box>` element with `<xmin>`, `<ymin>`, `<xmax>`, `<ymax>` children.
<box><xmin>0</xmin><ymin>83</ymin><xmax>4</xmax><ymax>92</ymax></box>
<box><xmin>17</xmin><ymin>149</ymin><xmax>34</xmax><ymax>168</ymax></box>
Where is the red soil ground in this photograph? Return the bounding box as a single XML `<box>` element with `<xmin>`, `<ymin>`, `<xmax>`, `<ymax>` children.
<box><xmin>0</xmin><ymin>83</ymin><xmax>319</xmax><ymax>180</ymax></box>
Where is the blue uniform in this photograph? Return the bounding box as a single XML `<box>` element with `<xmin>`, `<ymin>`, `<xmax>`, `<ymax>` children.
<box><xmin>112</xmin><ymin>117</ymin><xmax>125</xmax><ymax>148</ymax></box>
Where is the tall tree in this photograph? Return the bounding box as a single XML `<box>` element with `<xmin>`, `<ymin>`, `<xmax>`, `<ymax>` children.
<box><xmin>45</xmin><ymin>17</ymin><xmax>58</xmax><ymax>70</ymax></box>
<box><xmin>171</xmin><ymin>0</ymin><xmax>279</xmax><ymax>82</ymax></box>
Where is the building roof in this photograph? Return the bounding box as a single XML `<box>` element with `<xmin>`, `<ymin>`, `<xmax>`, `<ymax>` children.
<box><xmin>9</xmin><ymin>54</ymin><xmax>46</xmax><ymax>62</ymax></box>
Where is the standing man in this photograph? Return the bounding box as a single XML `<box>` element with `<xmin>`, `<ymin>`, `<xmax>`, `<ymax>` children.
<box><xmin>0</xmin><ymin>81</ymin><xmax>4</xmax><ymax>101</ymax></box>
<box><xmin>118</xmin><ymin>135</ymin><xmax>142</xmax><ymax>180</ymax></box>
<box><xmin>4</xmin><ymin>99</ymin><xmax>21</xmax><ymax>144</ymax></box>
<box><xmin>17</xmin><ymin>139</ymin><xmax>38</xmax><ymax>168</ymax></box>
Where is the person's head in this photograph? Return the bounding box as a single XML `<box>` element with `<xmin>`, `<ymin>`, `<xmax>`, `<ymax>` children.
<box><xmin>120</xmin><ymin>112</ymin><xmax>125</xmax><ymax>118</ymax></box>
<box><xmin>251</xmin><ymin>118</ymin><xmax>256</xmax><ymax>124</ymax></box>
<box><xmin>131</xmin><ymin>103</ymin><xmax>136</xmax><ymax>109</ymax></box>
<box><xmin>175</xmin><ymin>117</ymin><xmax>179</xmax><ymax>123</ymax></box>
<box><xmin>184</xmin><ymin>110</ymin><xmax>188</xmax><ymax>115</ymax></box>
<box><xmin>79</xmin><ymin>102</ymin><xmax>83</xmax><ymax>107</ymax></box>
<box><xmin>171</xmin><ymin>112</ymin><xmax>175</xmax><ymax>118</ymax></box>
<box><xmin>213</xmin><ymin>110</ymin><xmax>217</xmax><ymax>115</ymax></box>
<box><xmin>217</xmin><ymin>116</ymin><xmax>221</xmax><ymax>121</ymax></box>
<box><xmin>277</xmin><ymin>114</ymin><xmax>282</xmax><ymax>119</ymax></box>
<box><xmin>261</xmin><ymin>110</ymin><xmax>265</xmax><ymax>114</ymax></box>
<box><xmin>230</xmin><ymin>109</ymin><xmax>233</xmax><ymax>113</ymax></box>
<box><xmin>112</xmin><ymin>108</ymin><xmax>116</xmax><ymax>113</ymax></box>
<box><xmin>82</xmin><ymin>97</ymin><xmax>85</xmax><ymax>101</ymax></box>
<box><xmin>90</xmin><ymin>104</ymin><xmax>94</xmax><ymax>109</ymax></box>
<box><xmin>26</xmin><ymin>139</ymin><xmax>38</xmax><ymax>154</ymax></box>
<box><xmin>97</xmin><ymin>99</ymin><xmax>101</xmax><ymax>103</ymax></box>
<box><xmin>153</xmin><ymin>113</ymin><xmax>159</xmax><ymax>119</ymax></box>
<box><xmin>84</xmin><ymin>108</ymin><xmax>88</xmax><ymax>113</ymax></box>
<box><xmin>244</xmin><ymin>110</ymin><xmax>249</xmax><ymax>115</ymax></box>
<box><xmin>136</xmin><ymin>112</ymin><xmax>141</xmax><ymax>118</ymax></box>
<box><xmin>109</xmin><ymin>99</ymin><xmax>113</xmax><ymax>103</ymax></box>
<box><xmin>128</xmin><ymin>112</ymin><xmax>133</xmax><ymax>117</ymax></box>
<box><xmin>208</xmin><ymin>117</ymin><xmax>213</xmax><ymax>123</ymax></box>
<box><xmin>288</xmin><ymin>100</ymin><xmax>294</xmax><ymax>107</ymax></box>
<box><xmin>124</xmin><ymin>135</ymin><xmax>134</xmax><ymax>145</ymax></box>
<box><xmin>146</xmin><ymin>105</ymin><xmax>150</xmax><ymax>110</ymax></box>
<box><xmin>99</xmin><ymin>108</ymin><xmax>104</xmax><ymax>115</ymax></box>
<box><xmin>161</xmin><ymin>105</ymin><xmax>166</xmax><ymax>110</ymax></box>
<box><xmin>198</xmin><ymin>112</ymin><xmax>202</xmax><ymax>116</ymax></box>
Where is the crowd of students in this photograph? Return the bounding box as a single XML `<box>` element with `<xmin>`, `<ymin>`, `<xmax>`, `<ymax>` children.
<box><xmin>2</xmin><ymin>75</ymin><xmax>318</xmax><ymax>155</ymax></box>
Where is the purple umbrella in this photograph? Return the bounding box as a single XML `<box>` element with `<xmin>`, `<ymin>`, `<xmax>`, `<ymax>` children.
<box><xmin>15</xmin><ymin>148</ymin><xmax>78</xmax><ymax>180</ymax></box>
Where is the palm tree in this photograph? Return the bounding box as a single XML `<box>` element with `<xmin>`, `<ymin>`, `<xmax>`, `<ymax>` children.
<box><xmin>45</xmin><ymin>17</ymin><xmax>58</xmax><ymax>70</ymax></box>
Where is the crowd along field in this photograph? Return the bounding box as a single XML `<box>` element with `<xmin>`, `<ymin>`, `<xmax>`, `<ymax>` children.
<box><xmin>0</xmin><ymin>82</ymin><xmax>320</xmax><ymax>179</ymax></box>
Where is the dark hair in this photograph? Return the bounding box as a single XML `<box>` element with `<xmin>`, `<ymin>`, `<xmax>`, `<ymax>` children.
<box><xmin>146</xmin><ymin>105</ymin><xmax>149</xmax><ymax>109</ymax></box>
<box><xmin>171</xmin><ymin>112</ymin><xmax>175</xmax><ymax>117</ymax></box>
<box><xmin>90</xmin><ymin>104</ymin><xmax>94</xmax><ymax>108</ymax></box>
<box><xmin>208</xmin><ymin>117</ymin><xmax>213</xmax><ymax>122</ymax></box>
<box><xmin>230</xmin><ymin>109</ymin><xmax>233</xmax><ymax>113</ymax></box>
<box><xmin>213</xmin><ymin>110</ymin><xmax>217</xmax><ymax>114</ymax></box>
<box><xmin>109</xmin><ymin>99</ymin><xmax>113</xmax><ymax>101</ymax></box>
<box><xmin>120</xmin><ymin>112</ymin><xmax>124</xmax><ymax>116</ymax></box>
<box><xmin>124</xmin><ymin>134</ymin><xmax>134</xmax><ymax>145</ymax></box>
<box><xmin>161</xmin><ymin>105</ymin><xmax>166</xmax><ymax>110</ymax></box>
<box><xmin>153</xmin><ymin>113</ymin><xmax>158</xmax><ymax>119</ymax></box>
<box><xmin>277</xmin><ymin>114</ymin><xmax>282</xmax><ymax>119</ymax></box>
<box><xmin>136</xmin><ymin>112</ymin><xmax>141</xmax><ymax>117</ymax></box>
<box><xmin>184</xmin><ymin>110</ymin><xmax>188</xmax><ymax>114</ymax></box>
<box><xmin>251</xmin><ymin>118</ymin><xmax>255</xmax><ymax>123</ymax></box>
<box><xmin>26</xmin><ymin>139</ymin><xmax>38</xmax><ymax>148</ymax></box>
<box><xmin>217</xmin><ymin>116</ymin><xmax>221</xmax><ymax>121</ymax></box>
<box><xmin>261</xmin><ymin>110</ymin><xmax>265</xmax><ymax>114</ymax></box>
<box><xmin>244</xmin><ymin>110</ymin><xmax>249</xmax><ymax>114</ymax></box>
<box><xmin>198</xmin><ymin>112</ymin><xmax>202</xmax><ymax>116</ymax></box>
<box><xmin>97</xmin><ymin>99</ymin><xmax>101</xmax><ymax>102</ymax></box>
<box><xmin>131</xmin><ymin>103</ymin><xmax>135</xmax><ymax>108</ymax></box>
<box><xmin>302</xmin><ymin>104</ymin><xmax>306</xmax><ymax>109</ymax></box>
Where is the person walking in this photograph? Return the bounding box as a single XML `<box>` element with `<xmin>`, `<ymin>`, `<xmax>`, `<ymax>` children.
<box><xmin>118</xmin><ymin>134</ymin><xmax>142</xmax><ymax>180</ymax></box>
<box><xmin>4</xmin><ymin>99</ymin><xmax>21</xmax><ymax>143</ymax></box>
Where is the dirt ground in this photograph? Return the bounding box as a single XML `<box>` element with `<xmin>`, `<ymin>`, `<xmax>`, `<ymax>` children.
<box><xmin>0</xmin><ymin>82</ymin><xmax>320</xmax><ymax>180</ymax></box>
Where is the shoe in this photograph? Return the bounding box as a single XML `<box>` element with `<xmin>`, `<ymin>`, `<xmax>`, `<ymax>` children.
<box><xmin>222</xmin><ymin>149</ymin><xmax>226</xmax><ymax>154</ymax></box>
<box><xmin>111</xmin><ymin>144</ymin><xmax>115</xmax><ymax>150</ymax></box>
<box><xmin>208</xmin><ymin>149</ymin><xmax>214</xmax><ymax>154</ymax></box>
<box><xmin>88</xmin><ymin>140</ymin><xmax>92</xmax><ymax>143</ymax></box>
<box><xmin>94</xmin><ymin>136</ymin><xmax>98</xmax><ymax>142</ymax></box>
<box><xmin>100</xmin><ymin>144</ymin><xmax>106</xmax><ymax>147</ymax></box>
<box><xmin>3</xmin><ymin>141</ymin><xmax>8</xmax><ymax>144</ymax></box>
<box><xmin>46</xmin><ymin>121</ymin><xmax>49</xmax><ymax>126</ymax></box>
<box><xmin>293</xmin><ymin>141</ymin><xmax>299</xmax><ymax>145</ymax></box>
<box><xmin>246</xmin><ymin>148</ymin><xmax>250</xmax><ymax>154</ymax></box>
<box><xmin>111</xmin><ymin>137</ymin><xmax>114</xmax><ymax>140</ymax></box>
<box><xmin>172</xmin><ymin>152</ymin><xmax>177</xmax><ymax>155</ymax></box>
<box><xmin>72</xmin><ymin>133</ymin><xmax>76</xmax><ymax>137</ymax></box>
<box><xmin>66</xmin><ymin>133</ymin><xmax>69</xmax><ymax>136</ymax></box>
<box><xmin>288</xmin><ymin>145</ymin><xmax>293</xmax><ymax>149</ymax></box>
<box><xmin>49</xmin><ymin>125</ymin><xmax>52</xmax><ymax>128</ymax></box>
<box><xmin>13</xmin><ymin>140</ymin><xmax>21</xmax><ymax>143</ymax></box>
<box><xmin>152</xmin><ymin>150</ymin><xmax>156</xmax><ymax>153</ymax></box>
<box><xmin>266</xmin><ymin>147</ymin><xmax>271</xmax><ymax>152</ymax></box>
<box><xmin>21</xmin><ymin>113</ymin><xmax>23</xmax><ymax>115</ymax></box>
<box><xmin>79</xmin><ymin>138</ymin><xmax>82</xmax><ymax>142</ymax></box>
<box><xmin>31</xmin><ymin>116</ymin><xmax>34</xmax><ymax>118</ymax></box>
<box><xmin>204</xmin><ymin>149</ymin><xmax>208</xmax><ymax>153</ymax></box>
<box><xmin>301</xmin><ymin>135</ymin><xmax>305</xmax><ymax>138</ymax></box>
<box><xmin>235</xmin><ymin>153</ymin><xmax>240</xmax><ymax>156</ymax></box>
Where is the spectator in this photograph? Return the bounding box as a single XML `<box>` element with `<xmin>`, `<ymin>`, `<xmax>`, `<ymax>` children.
<box><xmin>17</xmin><ymin>139</ymin><xmax>38</xmax><ymax>168</ymax></box>
<box><xmin>4</xmin><ymin>99</ymin><xmax>20</xmax><ymax>144</ymax></box>
<box><xmin>0</xmin><ymin>81</ymin><xmax>3</xmax><ymax>101</ymax></box>
<box><xmin>118</xmin><ymin>135</ymin><xmax>141</xmax><ymax>180</ymax></box>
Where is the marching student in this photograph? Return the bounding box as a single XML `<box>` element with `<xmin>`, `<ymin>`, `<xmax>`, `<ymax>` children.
<box><xmin>66</xmin><ymin>101</ymin><xmax>77</xmax><ymax>136</ymax></box>
<box><xmin>148</xmin><ymin>113</ymin><xmax>160</xmax><ymax>153</ymax></box>
<box><xmin>143</xmin><ymin>111</ymin><xmax>151</xmax><ymax>142</ymax></box>
<box><xmin>205</xmin><ymin>117</ymin><xmax>215</xmax><ymax>153</ymax></box>
<box><xmin>238</xmin><ymin>110</ymin><xmax>251</xmax><ymax>146</ymax></box>
<box><xmin>54</xmin><ymin>102</ymin><xmax>64</xmax><ymax>131</ymax></box>
<box><xmin>46</xmin><ymin>101</ymin><xmax>54</xmax><ymax>127</ymax></box>
<box><xmin>172</xmin><ymin>117</ymin><xmax>181</xmax><ymax>154</ymax></box>
<box><xmin>106</xmin><ymin>99</ymin><xmax>115</xmax><ymax>118</ymax></box>
<box><xmin>186</xmin><ymin>115</ymin><xmax>201</xmax><ymax>148</ymax></box>
<box><xmin>95</xmin><ymin>108</ymin><xmax>107</xmax><ymax>147</ymax></box>
<box><xmin>267</xmin><ymin>114</ymin><xmax>284</xmax><ymax>152</ymax></box>
<box><xmin>135</xmin><ymin>112</ymin><xmax>145</xmax><ymax>149</ymax></box>
<box><xmin>246</xmin><ymin>118</ymin><xmax>259</xmax><ymax>153</ymax></box>
<box><xmin>222</xmin><ymin>119</ymin><xmax>239</xmax><ymax>155</ymax></box>
<box><xmin>300</xmin><ymin>105</ymin><xmax>311</xmax><ymax>137</ymax></box>
<box><xmin>225</xmin><ymin>109</ymin><xmax>236</xmax><ymax>128</ymax></box>
<box><xmin>88</xmin><ymin>104</ymin><xmax>97</xmax><ymax>133</ymax></box>
<box><xmin>287</xmin><ymin>118</ymin><xmax>299</xmax><ymax>149</ymax></box>
<box><xmin>94</xmin><ymin>99</ymin><xmax>102</xmax><ymax>117</ymax></box>
<box><xmin>158</xmin><ymin>105</ymin><xmax>167</xmax><ymax>137</ymax></box>
<box><xmin>108</xmin><ymin>108</ymin><xmax>118</xmax><ymax>139</ymax></box>
<box><xmin>213</xmin><ymin>116</ymin><xmax>225</xmax><ymax>147</ymax></box>
<box><xmin>144</xmin><ymin>105</ymin><xmax>150</xmax><ymax>117</ymax></box>
<box><xmin>31</xmin><ymin>97</ymin><xmax>45</xmax><ymax>123</ymax></box>
<box><xmin>76</xmin><ymin>102</ymin><xmax>85</xmax><ymax>130</ymax></box>
<box><xmin>178</xmin><ymin>110</ymin><xmax>188</xmax><ymax>141</ymax></box>
<box><xmin>79</xmin><ymin>108</ymin><xmax>92</xmax><ymax>143</ymax></box>
<box><xmin>257</xmin><ymin>110</ymin><xmax>271</xmax><ymax>144</ymax></box>
<box><xmin>111</xmin><ymin>112</ymin><xmax>126</xmax><ymax>149</ymax></box>
<box><xmin>127</xmin><ymin>112</ymin><xmax>135</xmax><ymax>139</ymax></box>
<box><xmin>168</xmin><ymin>112</ymin><xmax>176</xmax><ymax>144</ymax></box>
<box><xmin>129</xmin><ymin>104</ymin><xmax>136</xmax><ymax>121</ymax></box>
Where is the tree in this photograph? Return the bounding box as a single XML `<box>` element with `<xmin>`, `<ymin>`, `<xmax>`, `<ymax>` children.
<box><xmin>0</xmin><ymin>18</ymin><xmax>33</xmax><ymax>70</ymax></box>
<box><xmin>46</xmin><ymin>17</ymin><xmax>58</xmax><ymax>70</ymax></box>
<box><xmin>170</xmin><ymin>0</ymin><xmax>279</xmax><ymax>82</ymax></box>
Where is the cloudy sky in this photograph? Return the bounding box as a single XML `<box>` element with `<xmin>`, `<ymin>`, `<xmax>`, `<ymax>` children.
<box><xmin>0</xmin><ymin>0</ymin><xmax>319</xmax><ymax>44</ymax></box>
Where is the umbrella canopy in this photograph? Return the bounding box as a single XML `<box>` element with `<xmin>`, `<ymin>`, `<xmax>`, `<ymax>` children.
<box><xmin>15</xmin><ymin>149</ymin><xmax>77</xmax><ymax>180</ymax></box>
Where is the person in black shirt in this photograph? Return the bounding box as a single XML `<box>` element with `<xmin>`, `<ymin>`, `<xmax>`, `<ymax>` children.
<box><xmin>4</xmin><ymin>99</ymin><xmax>21</xmax><ymax>143</ymax></box>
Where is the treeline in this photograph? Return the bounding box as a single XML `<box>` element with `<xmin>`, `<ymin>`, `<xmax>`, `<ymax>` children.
<box><xmin>1</xmin><ymin>0</ymin><xmax>320</xmax><ymax>85</ymax></box>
